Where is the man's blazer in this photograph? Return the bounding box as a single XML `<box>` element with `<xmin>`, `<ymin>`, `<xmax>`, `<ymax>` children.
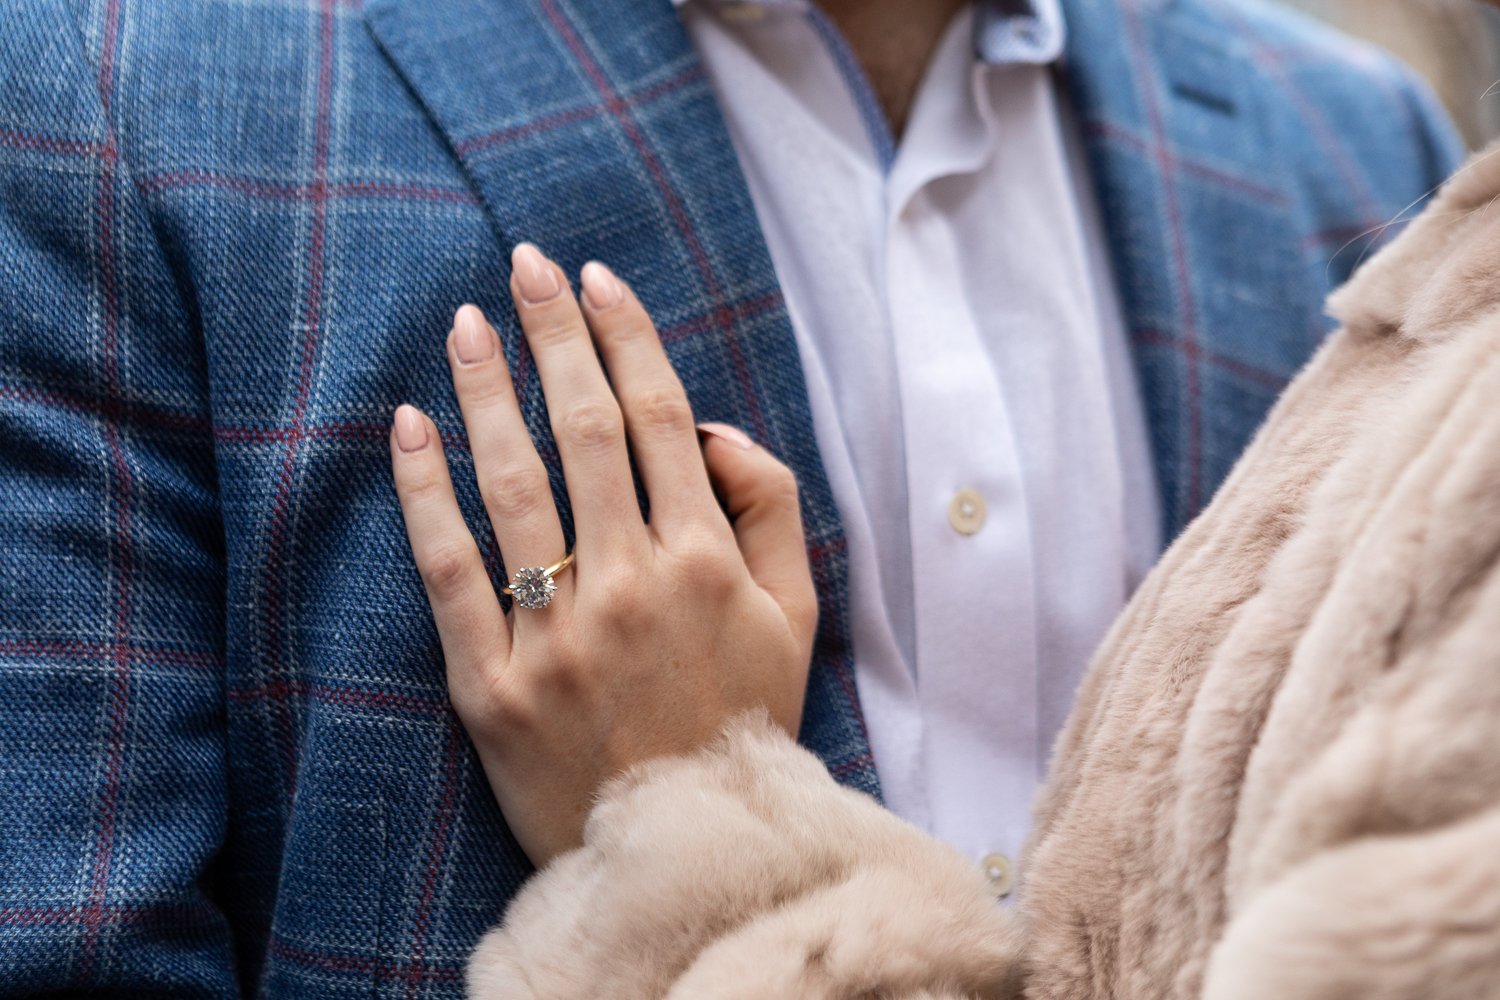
<box><xmin>0</xmin><ymin>0</ymin><xmax>1463</xmax><ymax>993</ymax></box>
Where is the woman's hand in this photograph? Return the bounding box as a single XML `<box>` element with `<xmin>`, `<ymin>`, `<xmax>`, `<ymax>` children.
<box><xmin>389</xmin><ymin>244</ymin><xmax>817</xmax><ymax>867</ymax></box>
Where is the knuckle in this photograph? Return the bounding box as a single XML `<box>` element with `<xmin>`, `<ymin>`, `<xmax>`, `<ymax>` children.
<box><xmin>420</xmin><ymin>541</ymin><xmax>478</xmax><ymax>596</ymax></box>
<box><xmin>399</xmin><ymin>465</ymin><xmax>447</xmax><ymax>502</ymax></box>
<box><xmin>758</xmin><ymin>462</ymin><xmax>801</xmax><ymax>507</ymax></box>
<box><xmin>527</xmin><ymin>311</ymin><xmax>580</xmax><ymax>349</ymax></box>
<box><xmin>455</xmin><ymin>367</ymin><xmax>512</xmax><ymax>408</ymax></box>
<box><xmin>629</xmin><ymin>386</ymin><xmax>694</xmax><ymax>435</ymax></box>
<box><xmin>480</xmin><ymin>463</ymin><xmax>550</xmax><ymax>522</ymax></box>
<box><xmin>672</xmin><ymin>532</ymin><xmax>722</xmax><ymax>572</ymax></box>
<box><xmin>472</xmin><ymin>674</ymin><xmax>536</xmax><ymax>734</ymax></box>
<box><xmin>557</xmin><ymin>400</ymin><xmax>624</xmax><ymax>451</ymax></box>
<box><xmin>590</xmin><ymin>567</ymin><xmax>646</xmax><ymax>621</ymax></box>
<box><xmin>534</xmin><ymin>641</ymin><xmax>592</xmax><ymax>694</ymax></box>
<box><xmin>675</xmin><ymin>538</ymin><xmax>739</xmax><ymax>593</ymax></box>
<box><xmin>599</xmin><ymin>319</ymin><xmax>653</xmax><ymax>346</ymax></box>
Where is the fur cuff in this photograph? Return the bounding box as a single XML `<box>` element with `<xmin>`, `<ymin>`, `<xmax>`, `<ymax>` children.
<box><xmin>467</xmin><ymin>712</ymin><xmax>1022</xmax><ymax>999</ymax></box>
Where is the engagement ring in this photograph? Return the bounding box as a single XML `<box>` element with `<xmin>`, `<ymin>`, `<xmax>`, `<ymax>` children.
<box><xmin>501</xmin><ymin>551</ymin><xmax>575</xmax><ymax>610</ymax></box>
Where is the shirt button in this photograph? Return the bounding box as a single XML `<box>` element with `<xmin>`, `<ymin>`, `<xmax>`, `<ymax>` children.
<box><xmin>981</xmin><ymin>852</ymin><xmax>1014</xmax><ymax>898</ymax></box>
<box><xmin>948</xmin><ymin>488</ymin><xmax>987</xmax><ymax>536</ymax></box>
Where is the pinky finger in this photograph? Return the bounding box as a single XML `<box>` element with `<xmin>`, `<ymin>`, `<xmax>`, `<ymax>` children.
<box><xmin>391</xmin><ymin>404</ymin><xmax>511</xmax><ymax>690</ymax></box>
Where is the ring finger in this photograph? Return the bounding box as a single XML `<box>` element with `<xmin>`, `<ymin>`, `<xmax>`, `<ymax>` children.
<box><xmin>447</xmin><ymin>303</ymin><xmax>570</xmax><ymax>612</ymax></box>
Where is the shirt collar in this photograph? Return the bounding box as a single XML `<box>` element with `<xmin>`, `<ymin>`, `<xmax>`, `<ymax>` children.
<box><xmin>974</xmin><ymin>0</ymin><xmax>1064</xmax><ymax>66</ymax></box>
<box><xmin>673</xmin><ymin>0</ymin><xmax>1066</xmax><ymax>67</ymax></box>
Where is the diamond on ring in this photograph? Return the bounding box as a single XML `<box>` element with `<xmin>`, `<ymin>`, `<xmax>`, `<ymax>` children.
<box><xmin>501</xmin><ymin>551</ymin><xmax>573</xmax><ymax>610</ymax></box>
<box><xmin>506</xmin><ymin>566</ymin><xmax>557</xmax><ymax>610</ymax></box>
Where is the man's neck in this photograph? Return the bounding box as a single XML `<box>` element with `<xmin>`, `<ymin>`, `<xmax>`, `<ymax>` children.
<box><xmin>813</xmin><ymin>0</ymin><xmax>969</xmax><ymax>140</ymax></box>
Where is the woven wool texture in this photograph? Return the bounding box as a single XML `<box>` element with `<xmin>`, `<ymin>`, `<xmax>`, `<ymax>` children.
<box><xmin>0</xmin><ymin>0</ymin><xmax>1463</xmax><ymax>994</ymax></box>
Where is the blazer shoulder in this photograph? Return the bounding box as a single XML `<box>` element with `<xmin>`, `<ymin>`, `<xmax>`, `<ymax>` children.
<box><xmin>1170</xmin><ymin>0</ymin><xmax>1465</xmax><ymax>217</ymax></box>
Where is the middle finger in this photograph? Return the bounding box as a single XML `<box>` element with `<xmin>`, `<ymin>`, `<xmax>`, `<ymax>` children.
<box><xmin>510</xmin><ymin>242</ymin><xmax>645</xmax><ymax>559</ymax></box>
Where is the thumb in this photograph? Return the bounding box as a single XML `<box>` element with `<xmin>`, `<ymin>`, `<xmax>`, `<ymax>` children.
<box><xmin>697</xmin><ymin>423</ymin><xmax>818</xmax><ymax>641</ymax></box>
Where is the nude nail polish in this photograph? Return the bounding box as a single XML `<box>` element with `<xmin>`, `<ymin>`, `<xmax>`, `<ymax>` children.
<box><xmin>394</xmin><ymin>404</ymin><xmax>428</xmax><ymax>452</ymax></box>
<box><xmin>696</xmin><ymin>421</ymin><xmax>755</xmax><ymax>450</ymax></box>
<box><xmin>580</xmin><ymin>261</ymin><xmax>624</xmax><ymax>310</ymax></box>
<box><xmin>453</xmin><ymin>304</ymin><xmax>495</xmax><ymax>365</ymax></box>
<box><xmin>512</xmin><ymin>243</ymin><xmax>561</xmax><ymax>305</ymax></box>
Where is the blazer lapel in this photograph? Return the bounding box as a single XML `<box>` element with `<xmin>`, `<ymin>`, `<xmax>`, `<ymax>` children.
<box><xmin>363</xmin><ymin>0</ymin><xmax>880</xmax><ymax>796</ymax></box>
<box><xmin>1060</xmin><ymin>0</ymin><xmax>1313</xmax><ymax>540</ymax></box>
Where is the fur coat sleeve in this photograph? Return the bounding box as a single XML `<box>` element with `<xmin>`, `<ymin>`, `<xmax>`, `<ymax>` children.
<box><xmin>468</xmin><ymin>147</ymin><xmax>1500</xmax><ymax>1000</ymax></box>
<box><xmin>466</xmin><ymin>714</ymin><xmax>1023</xmax><ymax>999</ymax></box>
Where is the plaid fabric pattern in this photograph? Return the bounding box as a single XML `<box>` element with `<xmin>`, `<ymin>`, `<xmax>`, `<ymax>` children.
<box><xmin>0</xmin><ymin>0</ymin><xmax>1460</xmax><ymax>993</ymax></box>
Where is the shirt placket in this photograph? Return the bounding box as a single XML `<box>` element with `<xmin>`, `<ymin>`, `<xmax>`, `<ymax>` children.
<box><xmin>885</xmin><ymin>184</ymin><xmax>1041</xmax><ymax>871</ymax></box>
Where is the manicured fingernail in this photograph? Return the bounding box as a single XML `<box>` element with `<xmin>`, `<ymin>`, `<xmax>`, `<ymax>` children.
<box><xmin>394</xmin><ymin>404</ymin><xmax>429</xmax><ymax>452</ymax></box>
<box><xmin>512</xmin><ymin>243</ymin><xmax>561</xmax><ymax>305</ymax></box>
<box><xmin>580</xmin><ymin>261</ymin><xmax>624</xmax><ymax>311</ymax></box>
<box><xmin>453</xmin><ymin>304</ymin><xmax>496</xmax><ymax>365</ymax></box>
<box><xmin>697</xmin><ymin>422</ymin><xmax>754</xmax><ymax>450</ymax></box>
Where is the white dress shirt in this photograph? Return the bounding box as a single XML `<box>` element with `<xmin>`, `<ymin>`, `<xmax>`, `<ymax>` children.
<box><xmin>674</xmin><ymin>0</ymin><xmax>1162</xmax><ymax>882</ymax></box>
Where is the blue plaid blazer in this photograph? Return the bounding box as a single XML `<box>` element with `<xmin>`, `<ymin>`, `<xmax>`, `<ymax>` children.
<box><xmin>0</xmin><ymin>0</ymin><xmax>1463</xmax><ymax>993</ymax></box>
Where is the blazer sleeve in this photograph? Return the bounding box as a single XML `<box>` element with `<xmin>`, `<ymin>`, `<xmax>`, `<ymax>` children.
<box><xmin>467</xmin><ymin>713</ymin><xmax>1023</xmax><ymax>1000</ymax></box>
<box><xmin>0</xmin><ymin>1</ymin><xmax>238</xmax><ymax>993</ymax></box>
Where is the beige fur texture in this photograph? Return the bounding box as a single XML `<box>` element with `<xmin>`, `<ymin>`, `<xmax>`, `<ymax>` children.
<box><xmin>468</xmin><ymin>146</ymin><xmax>1500</xmax><ymax>999</ymax></box>
<box><xmin>467</xmin><ymin>714</ymin><xmax>1022</xmax><ymax>999</ymax></box>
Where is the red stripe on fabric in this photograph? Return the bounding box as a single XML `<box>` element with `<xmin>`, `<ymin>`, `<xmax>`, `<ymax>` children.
<box><xmin>1</xmin><ymin>902</ymin><xmax>219</xmax><ymax>929</ymax></box>
<box><xmin>0</xmin><ymin>638</ymin><xmax>221</xmax><ymax>670</ymax></box>
<box><xmin>829</xmin><ymin>751</ymin><xmax>873</xmax><ymax>780</ymax></box>
<box><xmin>657</xmin><ymin>290</ymin><xmax>782</xmax><ymax>346</ymax></box>
<box><xmin>134</xmin><ymin>169</ymin><xmax>479</xmax><ymax>205</ymax></box>
<box><xmin>534</xmin><ymin>0</ymin><xmax>771</xmax><ymax>444</ymax></box>
<box><xmin>456</xmin><ymin>103</ymin><xmax>604</xmax><ymax>156</ymax></box>
<box><xmin>1132</xmin><ymin>328</ymin><xmax>1287</xmax><ymax>390</ymax></box>
<box><xmin>268</xmin><ymin>938</ymin><xmax>464</xmax><ymax>983</ymax></box>
<box><xmin>401</xmin><ymin>720</ymin><xmax>464</xmax><ymax>998</ymax></box>
<box><xmin>453</xmin><ymin>62</ymin><xmax>708</xmax><ymax>156</ymax></box>
<box><xmin>78</xmin><ymin>0</ymin><xmax>129</xmax><ymax>978</ymax></box>
<box><xmin>212</xmin><ymin>420</ymin><xmax>469</xmax><ymax>451</ymax></box>
<box><xmin>0</xmin><ymin>128</ymin><xmax>112</xmax><ymax>158</ymax></box>
<box><xmin>1123</xmin><ymin>0</ymin><xmax>1204</xmax><ymax>515</ymax></box>
<box><xmin>1083</xmin><ymin>121</ymin><xmax>1291</xmax><ymax>206</ymax></box>
<box><xmin>226</xmin><ymin>678</ymin><xmax>450</xmax><ymax>717</ymax></box>
<box><xmin>96</xmin><ymin>0</ymin><xmax>121</xmax><ymax>118</ymax></box>
<box><xmin>332</xmin><ymin>179</ymin><xmax>476</xmax><ymax>203</ymax></box>
<box><xmin>1300</xmin><ymin>221</ymin><xmax>1394</xmax><ymax>252</ymax></box>
<box><xmin>260</xmin><ymin>0</ymin><xmax>339</xmax><ymax>796</ymax></box>
<box><xmin>0</xmin><ymin>380</ymin><xmax>211</xmax><ymax>435</ymax></box>
<box><xmin>806</xmin><ymin>535</ymin><xmax>847</xmax><ymax>566</ymax></box>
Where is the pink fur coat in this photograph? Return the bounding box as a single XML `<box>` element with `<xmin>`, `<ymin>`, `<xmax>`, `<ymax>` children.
<box><xmin>466</xmin><ymin>148</ymin><xmax>1500</xmax><ymax>999</ymax></box>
